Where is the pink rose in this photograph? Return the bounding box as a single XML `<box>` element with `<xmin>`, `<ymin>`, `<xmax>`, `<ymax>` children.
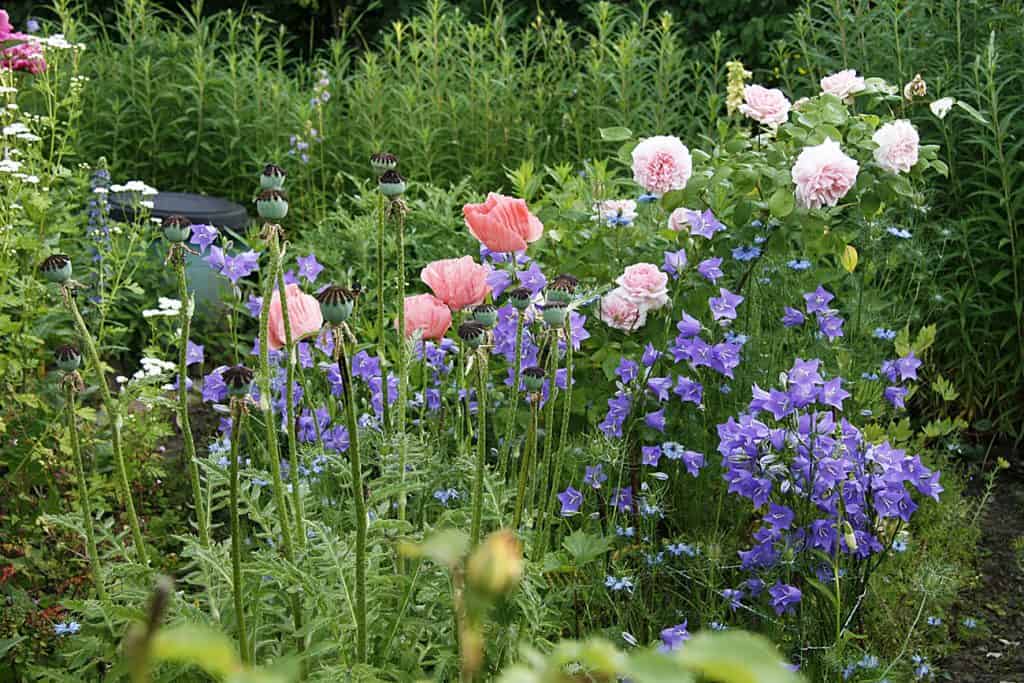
<box><xmin>421</xmin><ymin>256</ymin><xmax>490</xmax><ymax>311</ymax></box>
<box><xmin>738</xmin><ymin>85</ymin><xmax>791</xmax><ymax>127</ymax></box>
<box><xmin>667</xmin><ymin>207</ymin><xmax>689</xmax><ymax>232</ymax></box>
<box><xmin>402</xmin><ymin>294</ymin><xmax>452</xmax><ymax>340</ymax></box>
<box><xmin>791</xmin><ymin>137</ymin><xmax>860</xmax><ymax>209</ymax></box>
<box><xmin>599</xmin><ymin>287</ymin><xmax>647</xmax><ymax>332</ymax></box>
<box><xmin>631</xmin><ymin>135</ymin><xmax>692</xmax><ymax>195</ymax></box>
<box><xmin>615</xmin><ymin>263</ymin><xmax>669</xmax><ymax>311</ymax></box>
<box><xmin>267</xmin><ymin>283</ymin><xmax>324</xmax><ymax>351</ymax></box>
<box><xmin>872</xmin><ymin>120</ymin><xmax>919</xmax><ymax>174</ymax></box>
<box><xmin>463</xmin><ymin>193</ymin><xmax>543</xmax><ymax>253</ymax></box>
<box><xmin>820</xmin><ymin>69</ymin><xmax>865</xmax><ymax>100</ymax></box>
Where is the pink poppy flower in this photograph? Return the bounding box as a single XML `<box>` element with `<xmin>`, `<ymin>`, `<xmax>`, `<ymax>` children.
<box><xmin>267</xmin><ymin>283</ymin><xmax>324</xmax><ymax>351</ymax></box>
<box><xmin>463</xmin><ymin>193</ymin><xmax>543</xmax><ymax>253</ymax></box>
<box><xmin>791</xmin><ymin>138</ymin><xmax>860</xmax><ymax>209</ymax></box>
<box><xmin>631</xmin><ymin>135</ymin><xmax>692</xmax><ymax>195</ymax></box>
<box><xmin>403</xmin><ymin>294</ymin><xmax>452</xmax><ymax>339</ymax></box>
<box><xmin>738</xmin><ymin>85</ymin><xmax>791</xmax><ymax>127</ymax></box>
<box><xmin>0</xmin><ymin>11</ymin><xmax>46</xmax><ymax>74</ymax></box>
<box><xmin>421</xmin><ymin>256</ymin><xmax>491</xmax><ymax>310</ymax></box>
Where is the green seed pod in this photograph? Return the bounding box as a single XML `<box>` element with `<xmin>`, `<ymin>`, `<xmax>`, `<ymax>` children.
<box><xmin>378</xmin><ymin>170</ymin><xmax>406</xmax><ymax>197</ymax></box>
<box><xmin>369</xmin><ymin>152</ymin><xmax>398</xmax><ymax>177</ymax></box>
<box><xmin>223</xmin><ymin>365</ymin><xmax>254</xmax><ymax>397</ymax></box>
<box><xmin>522</xmin><ymin>366</ymin><xmax>545</xmax><ymax>392</ymax></box>
<box><xmin>315</xmin><ymin>284</ymin><xmax>355</xmax><ymax>325</ymax></box>
<box><xmin>508</xmin><ymin>287</ymin><xmax>531</xmax><ymax>311</ymax></box>
<box><xmin>54</xmin><ymin>344</ymin><xmax>82</xmax><ymax>372</ymax></box>
<box><xmin>162</xmin><ymin>214</ymin><xmax>192</xmax><ymax>243</ymax></box>
<box><xmin>546</xmin><ymin>273</ymin><xmax>578</xmax><ymax>303</ymax></box>
<box><xmin>542</xmin><ymin>300</ymin><xmax>568</xmax><ymax>328</ymax></box>
<box><xmin>471</xmin><ymin>303</ymin><xmax>497</xmax><ymax>328</ymax></box>
<box><xmin>458</xmin><ymin>320</ymin><xmax>488</xmax><ymax>349</ymax></box>
<box><xmin>256</xmin><ymin>189</ymin><xmax>289</xmax><ymax>220</ymax></box>
<box><xmin>39</xmin><ymin>254</ymin><xmax>72</xmax><ymax>284</ymax></box>
<box><xmin>260</xmin><ymin>163</ymin><xmax>287</xmax><ymax>190</ymax></box>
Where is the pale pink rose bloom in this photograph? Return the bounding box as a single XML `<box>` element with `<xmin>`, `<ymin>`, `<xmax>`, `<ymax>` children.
<box><xmin>615</xmin><ymin>263</ymin><xmax>669</xmax><ymax>311</ymax></box>
<box><xmin>267</xmin><ymin>283</ymin><xmax>324</xmax><ymax>351</ymax></box>
<box><xmin>872</xmin><ymin>119</ymin><xmax>919</xmax><ymax>174</ymax></box>
<box><xmin>599</xmin><ymin>287</ymin><xmax>648</xmax><ymax>332</ymax></box>
<box><xmin>463</xmin><ymin>193</ymin><xmax>543</xmax><ymax>253</ymax></box>
<box><xmin>667</xmin><ymin>207</ymin><xmax>689</xmax><ymax>232</ymax></box>
<box><xmin>791</xmin><ymin>137</ymin><xmax>860</xmax><ymax>209</ymax></box>
<box><xmin>420</xmin><ymin>256</ymin><xmax>490</xmax><ymax>310</ymax></box>
<box><xmin>820</xmin><ymin>69</ymin><xmax>866</xmax><ymax>100</ymax></box>
<box><xmin>738</xmin><ymin>85</ymin><xmax>791</xmax><ymax>127</ymax></box>
<box><xmin>631</xmin><ymin>135</ymin><xmax>692</xmax><ymax>194</ymax></box>
<box><xmin>402</xmin><ymin>294</ymin><xmax>452</xmax><ymax>340</ymax></box>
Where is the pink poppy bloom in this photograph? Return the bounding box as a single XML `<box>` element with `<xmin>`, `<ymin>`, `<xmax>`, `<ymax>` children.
<box><xmin>600</xmin><ymin>288</ymin><xmax>647</xmax><ymax>332</ymax></box>
<box><xmin>421</xmin><ymin>256</ymin><xmax>491</xmax><ymax>310</ymax></box>
<box><xmin>403</xmin><ymin>294</ymin><xmax>452</xmax><ymax>340</ymax></box>
<box><xmin>791</xmin><ymin>138</ymin><xmax>860</xmax><ymax>209</ymax></box>
<box><xmin>872</xmin><ymin>120</ymin><xmax>919</xmax><ymax>174</ymax></box>
<box><xmin>463</xmin><ymin>193</ymin><xmax>543</xmax><ymax>253</ymax></box>
<box><xmin>631</xmin><ymin>135</ymin><xmax>692</xmax><ymax>195</ymax></box>
<box><xmin>615</xmin><ymin>263</ymin><xmax>669</xmax><ymax>311</ymax></box>
<box><xmin>738</xmin><ymin>85</ymin><xmax>791</xmax><ymax>127</ymax></box>
<box><xmin>820</xmin><ymin>69</ymin><xmax>865</xmax><ymax>100</ymax></box>
<box><xmin>267</xmin><ymin>283</ymin><xmax>324</xmax><ymax>350</ymax></box>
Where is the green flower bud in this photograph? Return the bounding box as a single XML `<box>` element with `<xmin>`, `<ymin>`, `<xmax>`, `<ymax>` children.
<box><xmin>39</xmin><ymin>254</ymin><xmax>72</xmax><ymax>284</ymax></box>
<box><xmin>546</xmin><ymin>273</ymin><xmax>578</xmax><ymax>304</ymax></box>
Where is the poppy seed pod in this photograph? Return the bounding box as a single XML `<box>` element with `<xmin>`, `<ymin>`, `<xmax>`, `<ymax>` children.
<box><xmin>508</xmin><ymin>287</ymin><xmax>531</xmax><ymax>311</ymax></box>
<box><xmin>260</xmin><ymin>163</ymin><xmax>287</xmax><ymax>190</ymax></box>
<box><xmin>223</xmin><ymin>365</ymin><xmax>255</xmax><ymax>397</ymax></box>
<box><xmin>546</xmin><ymin>274</ymin><xmax>578</xmax><ymax>303</ymax></box>
<box><xmin>315</xmin><ymin>284</ymin><xmax>355</xmax><ymax>325</ymax></box>
<box><xmin>458</xmin><ymin>320</ymin><xmax>488</xmax><ymax>349</ymax></box>
<box><xmin>378</xmin><ymin>170</ymin><xmax>406</xmax><ymax>197</ymax></box>
<box><xmin>369</xmin><ymin>152</ymin><xmax>398</xmax><ymax>177</ymax></box>
<box><xmin>256</xmin><ymin>189</ymin><xmax>289</xmax><ymax>220</ymax></box>
<box><xmin>39</xmin><ymin>254</ymin><xmax>72</xmax><ymax>284</ymax></box>
<box><xmin>54</xmin><ymin>344</ymin><xmax>81</xmax><ymax>372</ymax></box>
<box><xmin>471</xmin><ymin>303</ymin><xmax>497</xmax><ymax>328</ymax></box>
<box><xmin>162</xmin><ymin>214</ymin><xmax>192</xmax><ymax>243</ymax></box>
<box><xmin>542</xmin><ymin>300</ymin><xmax>568</xmax><ymax>327</ymax></box>
<box><xmin>522</xmin><ymin>366</ymin><xmax>545</xmax><ymax>392</ymax></box>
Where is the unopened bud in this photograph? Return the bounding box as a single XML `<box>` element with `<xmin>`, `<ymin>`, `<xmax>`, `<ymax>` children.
<box><xmin>465</xmin><ymin>529</ymin><xmax>523</xmax><ymax>597</ymax></box>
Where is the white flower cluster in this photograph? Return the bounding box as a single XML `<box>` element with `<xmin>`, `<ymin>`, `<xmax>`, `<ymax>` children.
<box><xmin>31</xmin><ymin>34</ymin><xmax>86</xmax><ymax>51</ymax></box>
<box><xmin>2</xmin><ymin>121</ymin><xmax>41</xmax><ymax>142</ymax></box>
<box><xmin>132</xmin><ymin>356</ymin><xmax>176</xmax><ymax>382</ymax></box>
<box><xmin>142</xmin><ymin>297</ymin><xmax>182</xmax><ymax>318</ymax></box>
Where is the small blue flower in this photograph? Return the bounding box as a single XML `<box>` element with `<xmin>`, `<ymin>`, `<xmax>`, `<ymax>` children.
<box><xmin>787</xmin><ymin>259</ymin><xmax>812</xmax><ymax>271</ymax></box>
<box><xmin>926</xmin><ymin>616</ymin><xmax>942</xmax><ymax>626</ymax></box>
<box><xmin>732</xmin><ymin>245</ymin><xmax>762</xmax><ymax>262</ymax></box>
<box><xmin>962</xmin><ymin>617</ymin><xmax>977</xmax><ymax>629</ymax></box>
<box><xmin>873</xmin><ymin>327</ymin><xmax>897</xmax><ymax>340</ymax></box>
<box><xmin>433</xmin><ymin>488</ymin><xmax>460</xmax><ymax>506</ymax></box>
